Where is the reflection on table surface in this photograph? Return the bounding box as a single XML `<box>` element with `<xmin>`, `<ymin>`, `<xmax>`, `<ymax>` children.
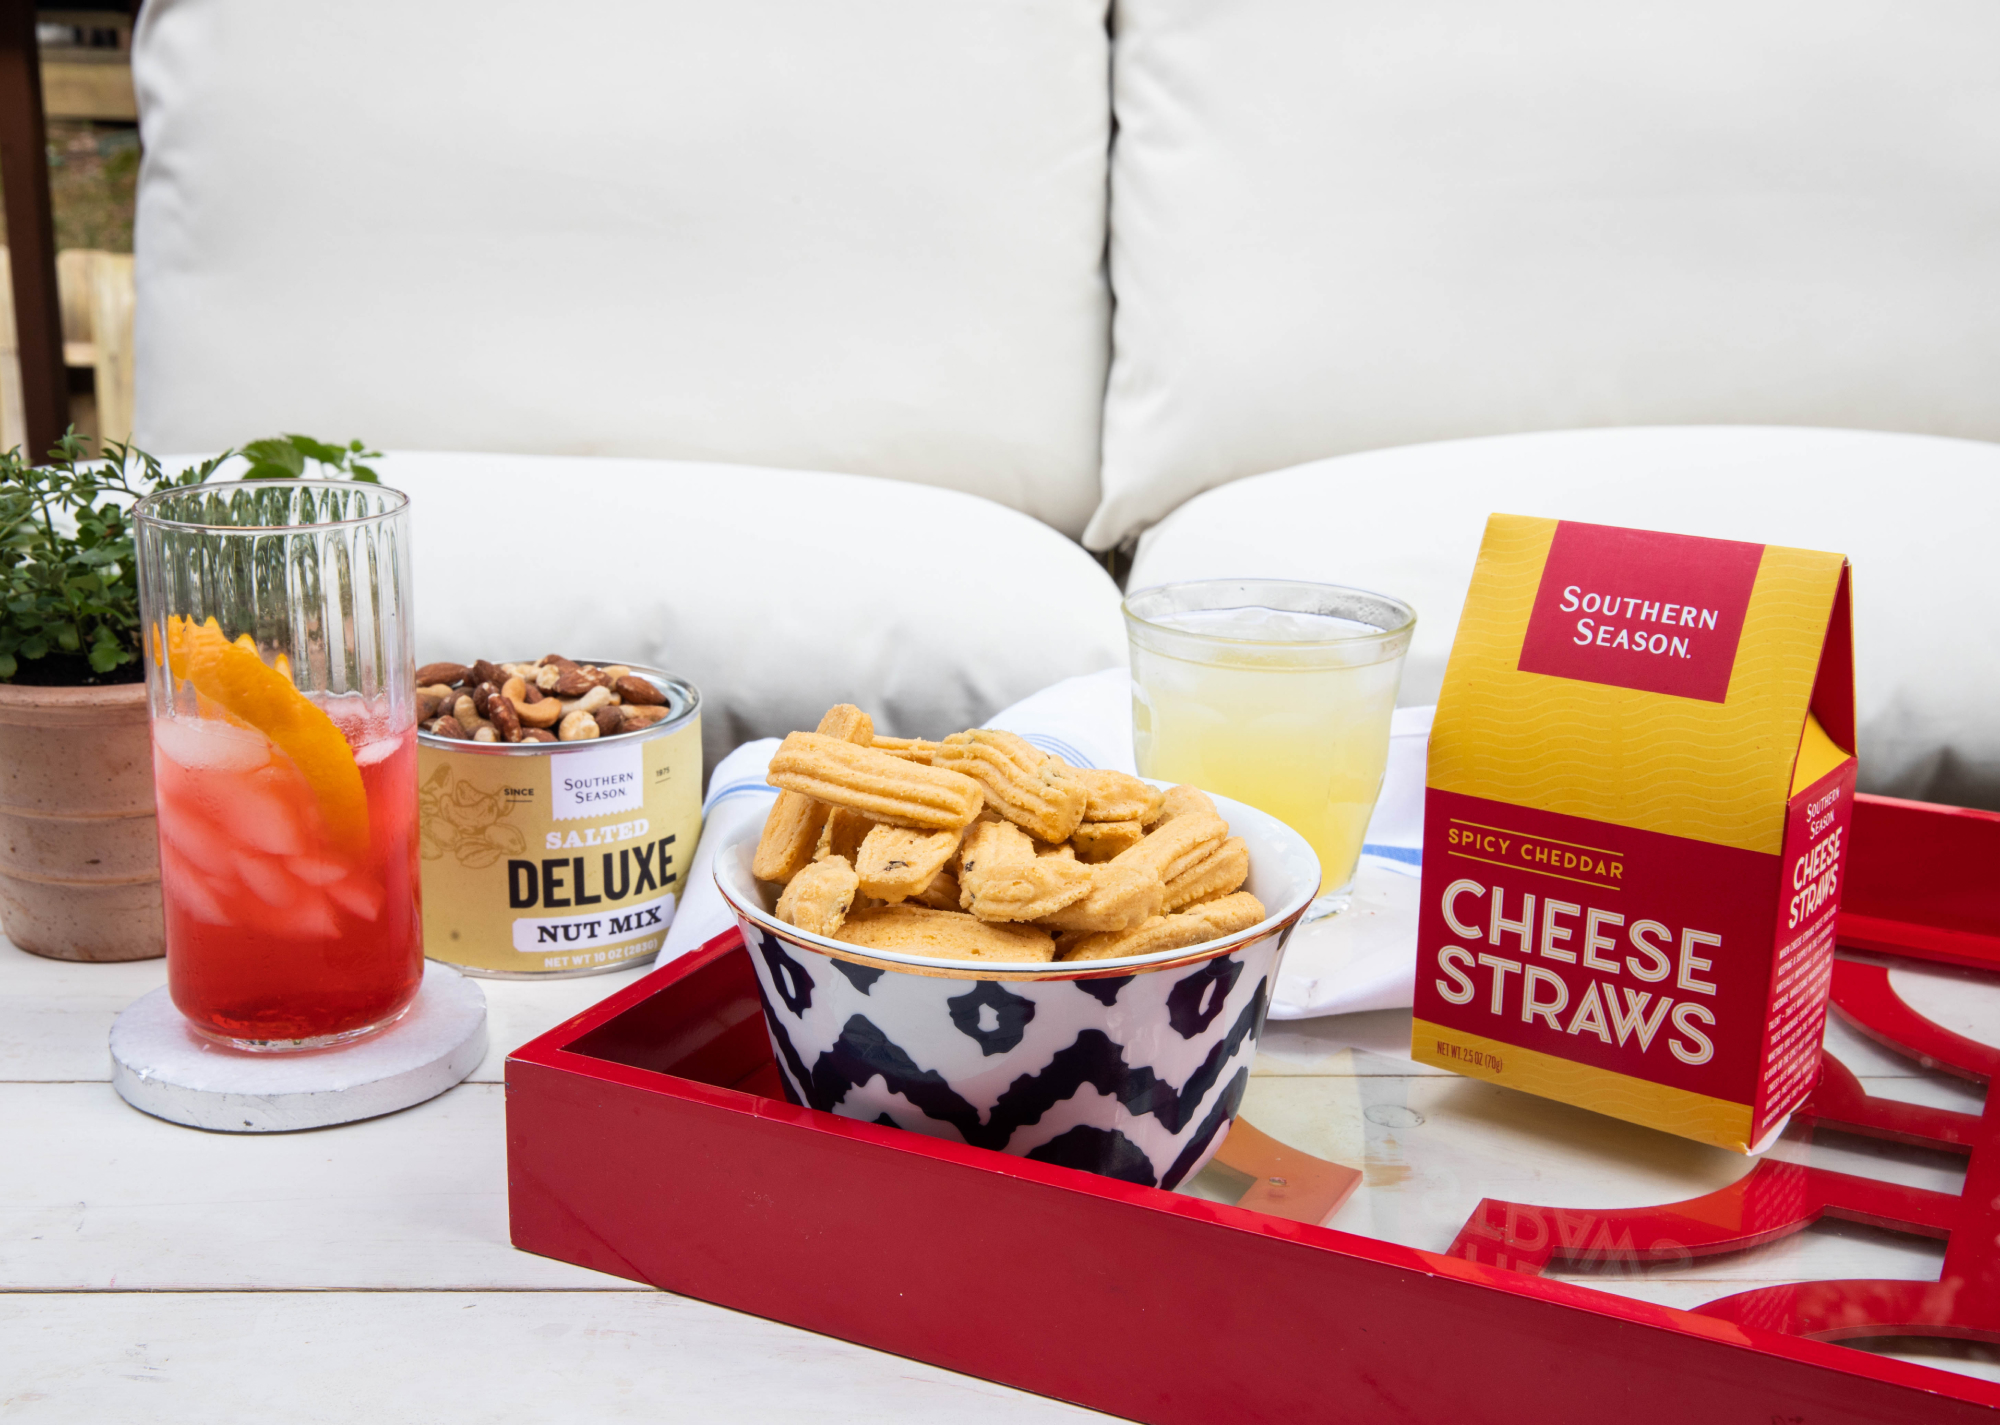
<box><xmin>1184</xmin><ymin>956</ymin><xmax>2000</xmax><ymax>1386</ymax></box>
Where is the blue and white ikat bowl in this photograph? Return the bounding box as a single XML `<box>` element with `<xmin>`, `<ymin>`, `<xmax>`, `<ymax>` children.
<box><xmin>715</xmin><ymin>789</ymin><xmax>1320</xmax><ymax>1190</ymax></box>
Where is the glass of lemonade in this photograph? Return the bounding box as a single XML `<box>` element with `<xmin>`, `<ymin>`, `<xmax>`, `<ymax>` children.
<box><xmin>1124</xmin><ymin>580</ymin><xmax>1415</xmax><ymax>914</ymax></box>
<box><xmin>135</xmin><ymin>481</ymin><xmax>421</xmax><ymax>1050</ymax></box>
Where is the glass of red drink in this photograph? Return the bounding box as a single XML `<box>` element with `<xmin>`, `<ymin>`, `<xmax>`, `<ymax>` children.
<box><xmin>135</xmin><ymin>481</ymin><xmax>421</xmax><ymax>1050</ymax></box>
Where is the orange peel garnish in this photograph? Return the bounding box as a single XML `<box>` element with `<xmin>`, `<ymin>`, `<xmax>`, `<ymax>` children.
<box><xmin>163</xmin><ymin>617</ymin><xmax>369</xmax><ymax>854</ymax></box>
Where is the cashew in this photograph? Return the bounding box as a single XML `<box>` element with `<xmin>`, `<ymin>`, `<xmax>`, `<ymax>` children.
<box><xmin>560</xmin><ymin>685</ymin><xmax>613</xmax><ymax>718</ymax></box>
<box><xmin>603</xmin><ymin>665</ymin><xmax>632</xmax><ymax>681</ymax></box>
<box><xmin>557</xmin><ymin>709</ymin><xmax>601</xmax><ymax>741</ymax></box>
<box><xmin>510</xmin><ymin>689</ymin><xmax>563</xmax><ymax>728</ymax></box>
<box><xmin>422</xmin><ymin>683</ymin><xmax>457</xmax><ymax>700</ymax></box>
<box><xmin>500</xmin><ymin>675</ymin><xmax>528</xmax><ymax>705</ymax></box>
<box><xmin>473</xmin><ymin>725</ymin><xmax>498</xmax><ymax>743</ymax></box>
<box><xmin>453</xmin><ymin>694</ymin><xmax>479</xmax><ymax>727</ymax></box>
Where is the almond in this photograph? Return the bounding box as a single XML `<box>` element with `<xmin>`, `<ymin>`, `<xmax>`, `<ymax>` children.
<box><xmin>614</xmin><ymin>675</ymin><xmax>667</xmax><ymax>707</ymax></box>
<box><xmin>417</xmin><ymin>662</ymin><xmax>471</xmax><ymax>687</ymax></box>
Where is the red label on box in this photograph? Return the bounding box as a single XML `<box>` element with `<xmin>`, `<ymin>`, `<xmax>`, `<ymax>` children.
<box><xmin>1517</xmin><ymin>522</ymin><xmax>1764</xmax><ymax>703</ymax></box>
<box><xmin>1755</xmin><ymin>761</ymin><xmax>1857</xmax><ymax>1122</ymax></box>
<box><xmin>1417</xmin><ymin>789</ymin><xmax>1782</xmax><ymax>1104</ymax></box>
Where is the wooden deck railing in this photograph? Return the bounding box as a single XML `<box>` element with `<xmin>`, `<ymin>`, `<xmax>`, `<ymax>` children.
<box><xmin>0</xmin><ymin>244</ymin><xmax>134</xmax><ymax>454</ymax></box>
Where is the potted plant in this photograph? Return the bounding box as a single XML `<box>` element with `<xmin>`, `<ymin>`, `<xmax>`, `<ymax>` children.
<box><xmin>0</xmin><ymin>433</ymin><xmax>378</xmax><ymax>961</ymax></box>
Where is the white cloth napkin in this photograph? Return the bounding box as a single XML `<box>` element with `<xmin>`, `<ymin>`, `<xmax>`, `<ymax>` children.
<box><xmin>659</xmin><ymin>737</ymin><xmax>785</xmax><ymax>963</ymax></box>
<box><xmin>659</xmin><ymin>671</ymin><xmax>1431</xmax><ymax>1019</ymax></box>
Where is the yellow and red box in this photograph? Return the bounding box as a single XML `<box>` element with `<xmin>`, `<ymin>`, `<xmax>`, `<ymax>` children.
<box><xmin>1411</xmin><ymin>515</ymin><xmax>1855</xmax><ymax>1152</ymax></box>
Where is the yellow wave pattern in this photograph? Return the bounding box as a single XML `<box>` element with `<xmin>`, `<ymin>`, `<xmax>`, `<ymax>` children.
<box><xmin>1429</xmin><ymin>515</ymin><xmax>1846</xmax><ymax>855</ymax></box>
<box><xmin>1412</xmin><ymin>1018</ymin><xmax>1755</xmax><ymax>1151</ymax></box>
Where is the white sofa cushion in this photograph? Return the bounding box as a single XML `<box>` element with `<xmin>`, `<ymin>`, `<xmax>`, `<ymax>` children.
<box><xmin>1126</xmin><ymin>427</ymin><xmax>2000</xmax><ymax>808</ymax></box>
<box><xmin>1093</xmin><ymin>0</ymin><xmax>2000</xmax><ymax>549</ymax></box>
<box><xmin>370</xmin><ymin>451</ymin><xmax>1125</xmax><ymax>773</ymax></box>
<box><xmin>132</xmin><ymin>0</ymin><xmax>1112</xmax><ymax>536</ymax></box>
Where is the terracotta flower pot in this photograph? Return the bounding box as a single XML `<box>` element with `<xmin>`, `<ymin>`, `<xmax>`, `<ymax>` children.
<box><xmin>0</xmin><ymin>680</ymin><xmax>164</xmax><ymax>961</ymax></box>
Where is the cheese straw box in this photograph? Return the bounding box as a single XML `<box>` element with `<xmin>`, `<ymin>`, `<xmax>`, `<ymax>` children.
<box><xmin>1410</xmin><ymin>516</ymin><xmax>1856</xmax><ymax>1153</ymax></box>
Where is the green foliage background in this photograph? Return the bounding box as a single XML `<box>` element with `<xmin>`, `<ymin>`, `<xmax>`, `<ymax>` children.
<box><xmin>0</xmin><ymin>433</ymin><xmax>379</xmax><ymax>682</ymax></box>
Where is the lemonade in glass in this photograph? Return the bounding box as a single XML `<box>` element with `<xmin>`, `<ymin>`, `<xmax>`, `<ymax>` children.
<box><xmin>1124</xmin><ymin>580</ymin><xmax>1415</xmax><ymax>911</ymax></box>
<box><xmin>136</xmin><ymin>482</ymin><xmax>420</xmax><ymax>1049</ymax></box>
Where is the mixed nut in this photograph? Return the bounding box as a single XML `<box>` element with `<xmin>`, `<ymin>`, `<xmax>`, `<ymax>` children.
<box><xmin>415</xmin><ymin>656</ymin><xmax>673</xmax><ymax>744</ymax></box>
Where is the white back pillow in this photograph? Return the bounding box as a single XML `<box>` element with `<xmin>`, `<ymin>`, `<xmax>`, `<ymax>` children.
<box><xmin>1127</xmin><ymin>427</ymin><xmax>2000</xmax><ymax>811</ymax></box>
<box><xmin>375</xmin><ymin>452</ymin><xmax>1126</xmax><ymax>775</ymax></box>
<box><xmin>133</xmin><ymin>0</ymin><xmax>1112</xmax><ymax>536</ymax></box>
<box><xmin>1094</xmin><ymin>0</ymin><xmax>2000</xmax><ymax>548</ymax></box>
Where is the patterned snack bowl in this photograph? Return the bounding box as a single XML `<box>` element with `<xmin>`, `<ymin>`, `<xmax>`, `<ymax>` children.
<box><xmin>714</xmin><ymin>790</ymin><xmax>1319</xmax><ymax>1189</ymax></box>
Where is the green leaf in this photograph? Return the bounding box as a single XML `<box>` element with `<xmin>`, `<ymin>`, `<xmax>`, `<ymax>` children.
<box><xmin>283</xmin><ymin>434</ymin><xmax>347</xmax><ymax>466</ymax></box>
<box><xmin>87</xmin><ymin>629</ymin><xmax>128</xmax><ymax>673</ymax></box>
<box><xmin>240</xmin><ymin>438</ymin><xmax>306</xmax><ymax>477</ymax></box>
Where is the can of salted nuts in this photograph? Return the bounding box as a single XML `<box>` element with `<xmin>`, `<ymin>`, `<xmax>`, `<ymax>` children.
<box><xmin>416</xmin><ymin>662</ymin><xmax>701</xmax><ymax>978</ymax></box>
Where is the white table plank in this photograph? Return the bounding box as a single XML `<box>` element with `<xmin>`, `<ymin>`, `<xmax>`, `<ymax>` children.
<box><xmin>0</xmin><ymin>1292</ymin><xmax>1114</xmax><ymax>1423</ymax></box>
<box><xmin>0</xmin><ymin>949</ymin><xmax>163</xmax><ymax>1082</ymax></box>
<box><xmin>0</xmin><ymin>941</ymin><xmax>658</xmax><ymax>1085</ymax></box>
<box><xmin>0</xmin><ymin>1082</ymin><xmax>610</xmax><ymax>1290</ymax></box>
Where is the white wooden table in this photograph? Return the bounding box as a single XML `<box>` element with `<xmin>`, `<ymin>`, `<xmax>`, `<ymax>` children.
<box><xmin>6</xmin><ymin>944</ymin><xmax>1993</xmax><ymax>1417</ymax></box>
<box><xmin>0</xmin><ymin>948</ymin><xmax>1112</xmax><ymax>1422</ymax></box>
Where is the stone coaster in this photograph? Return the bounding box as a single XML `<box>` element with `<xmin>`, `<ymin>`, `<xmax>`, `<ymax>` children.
<box><xmin>110</xmin><ymin>961</ymin><xmax>488</xmax><ymax>1132</ymax></box>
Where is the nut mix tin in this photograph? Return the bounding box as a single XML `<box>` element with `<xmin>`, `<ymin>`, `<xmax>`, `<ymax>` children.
<box><xmin>417</xmin><ymin>664</ymin><xmax>700</xmax><ymax>978</ymax></box>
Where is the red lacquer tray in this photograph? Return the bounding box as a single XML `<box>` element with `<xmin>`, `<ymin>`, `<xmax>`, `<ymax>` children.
<box><xmin>507</xmin><ymin>794</ymin><xmax>2000</xmax><ymax>1423</ymax></box>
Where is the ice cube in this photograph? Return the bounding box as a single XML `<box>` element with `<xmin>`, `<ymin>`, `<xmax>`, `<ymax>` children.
<box><xmin>288</xmin><ymin>891</ymin><xmax>342</xmax><ymax>940</ymax></box>
<box><xmin>289</xmin><ymin>856</ymin><xmax>348</xmax><ymax>887</ymax></box>
<box><xmin>234</xmin><ymin>852</ymin><xmax>301</xmax><ymax>910</ymax></box>
<box><xmin>158</xmin><ymin>808</ymin><xmax>238</xmax><ymax>873</ymax></box>
<box><xmin>151</xmin><ymin>716</ymin><xmax>274</xmax><ymax>776</ymax></box>
<box><xmin>325</xmin><ymin>877</ymin><xmax>383</xmax><ymax>922</ymax></box>
<box><xmin>157</xmin><ymin>844</ymin><xmax>234</xmax><ymax>926</ymax></box>
<box><xmin>1158</xmin><ymin>606</ymin><xmax>1385</xmax><ymax>641</ymax></box>
<box><xmin>215</xmin><ymin>772</ymin><xmax>309</xmax><ymax>857</ymax></box>
<box><xmin>354</xmin><ymin>734</ymin><xmax>406</xmax><ymax>768</ymax></box>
